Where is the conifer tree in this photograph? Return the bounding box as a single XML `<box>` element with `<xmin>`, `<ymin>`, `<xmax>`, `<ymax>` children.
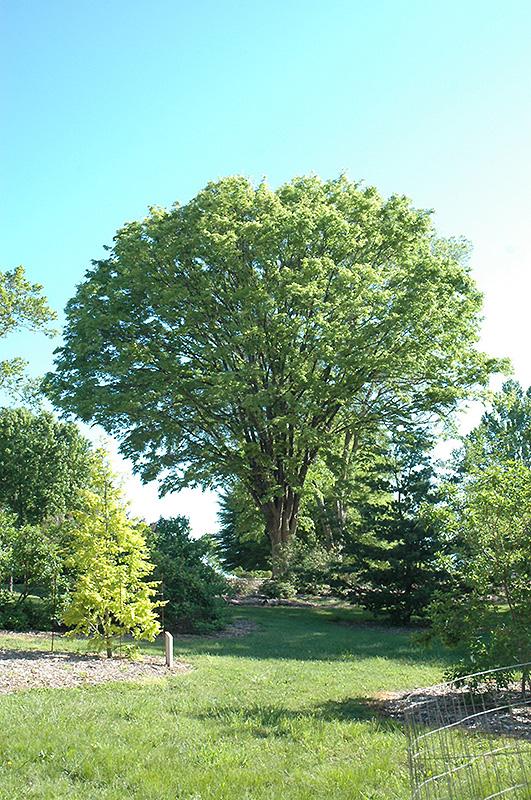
<box><xmin>64</xmin><ymin>453</ymin><xmax>160</xmax><ymax>657</ymax></box>
<box><xmin>353</xmin><ymin>429</ymin><xmax>450</xmax><ymax>624</ymax></box>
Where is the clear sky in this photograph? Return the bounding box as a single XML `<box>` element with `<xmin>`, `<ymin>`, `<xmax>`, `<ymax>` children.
<box><xmin>1</xmin><ymin>0</ymin><xmax>530</xmax><ymax>534</ymax></box>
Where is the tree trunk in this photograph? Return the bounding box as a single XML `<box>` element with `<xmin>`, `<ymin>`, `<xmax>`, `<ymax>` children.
<box><xmin>521</xmin><ymin>668</ymin><xmax>529</xmax><ymax>698</ymax></box>
<box><xmin>334</xmin><ymin>429</ymin><xmax>357</xmax><ymax>537</ymax></box>
<box><xmin>317</xmin><ymin>496</ymin><xmax>334</xmax><ymax>547</ymax></box>
<box><xmin>262</xmin><ymin>489</ymin><xmax>301</xmax><ymax>577</ymax></box>
<box><xmin>103</xmin><ymin>611</ymin><xmax>112</xmax><ymax>658</ymax></box>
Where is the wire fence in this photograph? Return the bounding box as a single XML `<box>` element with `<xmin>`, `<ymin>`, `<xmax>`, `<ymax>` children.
<box><xmin>404</xmin><ymin>663</ymin><xmax>531</xmax><ymax>799</ymax></box>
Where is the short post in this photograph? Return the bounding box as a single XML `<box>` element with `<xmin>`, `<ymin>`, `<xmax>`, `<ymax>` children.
<box><xmin>164</xmin><ymin>631</ymin><xmax>174</xmax><ymax>668</ymax></box>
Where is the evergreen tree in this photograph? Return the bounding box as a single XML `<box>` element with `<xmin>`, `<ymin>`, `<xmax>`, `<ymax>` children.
<box><xmin>216</xmin><ymin>485</ymin><xmax>270</xmax><ymax>571</ymax></box>
<box><xmin>63</xmin><ymin>453</ymin><xmax>160</xmax><ymax>657</ymax></box>
<box><xmin>352</xmin><ymin>429</ymin><xmax>450</xmax><ymax>624</ymax></box>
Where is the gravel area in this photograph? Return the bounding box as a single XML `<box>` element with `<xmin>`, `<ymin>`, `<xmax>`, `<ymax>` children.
<box><xmin>230</xmin><ymin>595</ymin><xmax>336</xmax><ymax>608</ymax></box>
<box><xmin>0</xmin><ymin>649</ymin><xmax>190</xmax><ymax>695</ymax></box>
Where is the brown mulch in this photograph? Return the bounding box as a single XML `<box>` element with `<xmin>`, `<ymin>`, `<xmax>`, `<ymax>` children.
<box><xmin>229</xmin><ymin>595</ymin><xmax>333</xmax><ymax>608</ymax></box>
<box><xmin>373</xmin><ymin>684</ymin><xmax>531</xmax><ymax>741</ymax></box>
<box><xmin>0</xmin><ymin>618</ymin><xmax>261</xmax><ymax>695</ymax></box>
<box><xmin>0</xmin><ymin>648</ymin><xmax>190</xmax><ymax>695</ymax></box>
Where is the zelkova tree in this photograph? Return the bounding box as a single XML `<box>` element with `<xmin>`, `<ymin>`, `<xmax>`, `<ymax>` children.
<box><xmin>46</xmin><ymin>176</ymin><xmax>496</xmax><ymax>570</ymax></box>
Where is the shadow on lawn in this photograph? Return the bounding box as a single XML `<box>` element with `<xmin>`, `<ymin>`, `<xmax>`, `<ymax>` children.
<box><xmin>187</xmin><ymin>696</ymin><xmax>402</xmax><ymax>738</ymax></box>
<box><xmin>0</xmin><ymin>648</ymin><xmax>94</xmax><ymax>663</ymax></box>
<box><xmin>171</xmin><ymin>606</ymin><xmax>449</xmax><ymax>669</ymax></box>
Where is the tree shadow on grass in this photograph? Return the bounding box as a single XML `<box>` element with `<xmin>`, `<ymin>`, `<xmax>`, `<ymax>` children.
<box><xmin>169</xmin><ymin>606</ymin><xmax>450</xmax><ymax>669</ymax></box>
<box><xmin>0</xmin><ymin>648</ymin><xmax>97</xmax><ymax>663</ymax></box>
<box><xmin>185</xmin><ymin>696</ymin><xmax>403</xmax><ymax>739</ymax></box>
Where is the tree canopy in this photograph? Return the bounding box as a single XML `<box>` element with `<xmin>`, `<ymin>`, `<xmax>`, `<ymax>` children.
<box><xmin>429</xmin><ymin>461</ymin><xmax>531</xmax><ymax>688</ymax></box>
<box><xmin>461</xmin><ymin>380</ymin><xmax>531</xmax><ymax>470</ymax></box>
<box><xmin>0</xmin><ymin>407</ymin><xmax>93</xmax><ymax>525</ymax></box>
<box><xmin>46</xmin><ymin>175</ymin><xmax>497</xmax><ymax>568</ymax></box>
<box><xmin>0</xmin><ymin>265</ymin><xmax>55</xmax><ymax>397</ymax></box>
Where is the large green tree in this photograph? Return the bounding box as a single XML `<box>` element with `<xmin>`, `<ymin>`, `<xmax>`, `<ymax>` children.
<box><xmin>0</xmin><ymin>265</ymin><xmax>55</xmax><ymax>397</ymax></box>
<box><xmin>0</xmin><ymin>408</ymin><xmax>93</xmax><ymax>525</ymax></box>
<box><xmin>46</xmin><ymin>176</ymin><xmax>496</xmax><ymax>570</ymax></box>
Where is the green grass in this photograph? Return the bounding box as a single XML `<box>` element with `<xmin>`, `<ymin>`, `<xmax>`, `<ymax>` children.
<box><xmin>0</xmin><ymin>605</ymin><xmax>449</xmax><ymax>799</ymax></box>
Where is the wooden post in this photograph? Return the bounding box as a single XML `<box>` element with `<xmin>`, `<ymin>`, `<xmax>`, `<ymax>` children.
<box><xmin>164</xmin><ymin>631</ymin><xmax>174</xmax><ymax>668</ymax></box>
<box><xmin>51</xmin><ymin>571</ymin><xmax>57</xmax><ymax>653</ymax></box>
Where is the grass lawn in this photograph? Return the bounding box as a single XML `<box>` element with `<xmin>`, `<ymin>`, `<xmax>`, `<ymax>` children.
<box><xmin>0</xmin><ymin>605</ymin><xmax>449</xmax><ymax>799</ymax></box>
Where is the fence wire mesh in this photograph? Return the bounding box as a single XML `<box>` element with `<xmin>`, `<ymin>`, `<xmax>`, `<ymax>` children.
<box><xmin>404</xmin><ymin>663</ymin><xmax>531</xmax><ymax>799</ymax></box>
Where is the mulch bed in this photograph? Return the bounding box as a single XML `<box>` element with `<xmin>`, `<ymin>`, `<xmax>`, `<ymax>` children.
<box><xmin>0</xmin><ymin>648</ymin><xmax>190</xmax><ymax>694</ymax></box>
<box><xmin>374</xmin><ymin>683</ymin><xmax>531</xmax><ymax>741</ymax></box>
<box><xmin>0</xmin><ymin>618</ymin><xmax>260</xmax><ymax>695</ymax></box>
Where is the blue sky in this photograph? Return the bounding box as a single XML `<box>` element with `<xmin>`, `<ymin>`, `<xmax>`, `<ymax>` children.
<box><xmin>2</xmin><ymin>0</ymin><xmax>530</xmax><ymax>533</ymax></box>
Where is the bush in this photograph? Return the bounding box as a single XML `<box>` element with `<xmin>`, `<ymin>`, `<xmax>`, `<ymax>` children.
<box><xmin>227</xmin><ymin>569</ymin><xmax>271</xmax><ymax>597</ymax></box>
<box><xmin>288</xmin><ymin>537</ymin><xmax>341</xmax><ymax>595</ymax></box>
<box><xmin>0</xmin><ymin>593</ymin><xmax>53</xmax><ymax>632</ymax></box>
<box><xmin>260</xmin><ymin>537</ymin><xmax>341</xmax><ymax>599</ymax></box>
<box><xmin>261</xmin><ymin>576</ymin><xmax>297</xmax><ymax>599</ymax></box>
<box><xmin>150</xmin><ymin>516</ymin><xmax>232</xmax><ymax>633</ymax></box>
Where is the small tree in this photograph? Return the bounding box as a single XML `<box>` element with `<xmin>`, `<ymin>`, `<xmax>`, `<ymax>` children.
<box><xmin>0</xmin><ymin>509</ymin><xmax>16</xmax><ymax>593</ymax></box>
<box><xmin>6</xmin><ymin>523</ymin><xmax>56</xmax><ymax>602</ymax></box>
<box><xmin>429</xmin><ymin>462</ymin><xmax>531</xmax><ymax>690</ymax></box>
<box><xmin>0</xmin><ymin>512</ymin><xmax>60</xmax><ymax>630</ymax></box>
<box><xmin>64</xmin><ymin>454</ymin><xmax>160</xmax><ymax>657</ymax></box>
<box><xmin>150</xmin><ymin>516</ymin><xmax>230</xmax><ymax>633</ymax></box>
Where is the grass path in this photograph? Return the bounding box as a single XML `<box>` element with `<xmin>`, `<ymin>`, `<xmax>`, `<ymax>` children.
<box><xmin>0</xmin><ymin>606</ymin><xmax>448</xmax><ymax>799</ymax></box>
